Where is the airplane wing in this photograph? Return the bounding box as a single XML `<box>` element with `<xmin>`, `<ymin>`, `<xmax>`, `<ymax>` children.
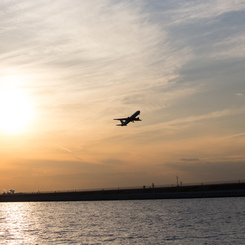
<box><xmin>113</xmin><ymin>118</ymin><xmax>128</xmax><ymax>120</ymax></box>
<box><xmin>114</xmin><ymin>118</ymin><xmax>130</xmax><ymax>126</ymax></box>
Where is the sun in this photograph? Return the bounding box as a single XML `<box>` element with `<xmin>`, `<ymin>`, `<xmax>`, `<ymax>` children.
<box><xmin>0</xmin><ymin>86</ymin><xmax>33</xmax><ymax>134</ymax></box>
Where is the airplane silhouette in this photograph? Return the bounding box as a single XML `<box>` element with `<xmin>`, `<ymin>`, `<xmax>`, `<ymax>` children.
<box><xmin>114</xmin><ymin>110</ymin><xmax>141</xmax><ymax>126</ymax></box>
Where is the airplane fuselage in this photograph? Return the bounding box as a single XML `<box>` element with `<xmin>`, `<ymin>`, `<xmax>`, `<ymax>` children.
<box><xmin>131</xmin><ymin>110</ymin><xmax>140</xmax><ymax>118</ymax></box>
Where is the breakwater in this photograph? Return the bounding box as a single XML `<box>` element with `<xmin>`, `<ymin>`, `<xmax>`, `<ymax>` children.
<box><xmin>1</xmin><ymin>182</ymin><xmax>245</xmax><ymax>202</ymax></box>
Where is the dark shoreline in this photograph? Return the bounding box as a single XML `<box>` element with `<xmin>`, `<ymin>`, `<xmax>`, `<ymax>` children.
<box><xmin>1</xmin><ymin>182</ymin><xmax>245</xmax><ymax>202</ymax></box>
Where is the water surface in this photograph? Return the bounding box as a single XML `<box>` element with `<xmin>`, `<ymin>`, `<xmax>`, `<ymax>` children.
<box><xmin>0</xmin><ymin>197</ymin><xmax>244</xmax><ymax>244</ymax></box>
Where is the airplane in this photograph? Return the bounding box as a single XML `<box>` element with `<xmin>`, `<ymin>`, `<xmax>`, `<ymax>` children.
<box><xmin>114</xmin><ymin>110</ymin><xmax>141</xmax><ymax>126</ymax></box>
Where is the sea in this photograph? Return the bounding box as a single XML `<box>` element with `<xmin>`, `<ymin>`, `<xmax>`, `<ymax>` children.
<box><xmin>0</xmin><ymin>197</ymin><xmax>244</xmax><ymax>244</ymax></box>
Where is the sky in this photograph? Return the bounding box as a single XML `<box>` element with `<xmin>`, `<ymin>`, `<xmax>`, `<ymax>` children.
<box><xmin>0</xmin><ymin>0</ymin><xmax>245</xmax><ymax>192</ymax></box>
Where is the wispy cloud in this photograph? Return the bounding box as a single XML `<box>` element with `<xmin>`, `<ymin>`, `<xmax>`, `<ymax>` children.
<box><xmin>223</xmin><ymin>132</ymin><xmax>245</xmax><ymax>139</ymax></box>
<box><xmin>163</xmin><ymin>0</ymin><xmax>245</xmax><ymax>24</ymax></box>
<box><xmin>211</xmin><ymin>34</ymin><xmax>245</xmax><ymax>60</ymax></box>
<box><xmin>180</xmin><ymin>158</ymin><xmax>200</xmax><ymax>162</ymax></box>
<box><xmin>142</xmin><ymin>106</ymin><xmax>245</xmax><ymax>132</ymax></box>
<box><xmin>235</xmin><ymin>93</ymin><xmax>244</xmax><ymax>97</ymax></box>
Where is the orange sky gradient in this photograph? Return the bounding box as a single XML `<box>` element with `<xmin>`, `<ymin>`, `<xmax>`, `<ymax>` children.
<box><xmin>0</xmin><ymin>1</ymin><xmax>245</xmax><ymax>192</ymax></box>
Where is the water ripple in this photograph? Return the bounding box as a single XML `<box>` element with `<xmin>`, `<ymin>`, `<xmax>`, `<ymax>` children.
<box><xmin>0</xmin><ymin>198</ymin><xmax>244</xmax><ymax>244</ymax></box>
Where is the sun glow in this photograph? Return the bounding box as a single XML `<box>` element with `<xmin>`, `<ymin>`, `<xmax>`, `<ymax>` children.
<box><xmin>0</xmin><ymin>81</ymin><xmax>34</xmax><ymax>134</ymax></box>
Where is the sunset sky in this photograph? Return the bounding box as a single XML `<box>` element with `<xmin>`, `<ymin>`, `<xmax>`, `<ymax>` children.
<box><xmin>1</xmin><ymin>0</ymin><xmax>245</xmax><ymax>192</ymax></box>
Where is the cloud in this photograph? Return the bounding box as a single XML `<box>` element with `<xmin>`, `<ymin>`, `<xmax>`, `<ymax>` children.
<box><xmin>101</xmin><ymin>158</ymin><xmax>124</xmax><ymax>165</ymax></box>
<box><xmin>163</xmin><ymin>0</ymin><xmax>245</xmax><ymax>24</ymax></box>
<box><xmin>211</xmin><ymin>34</ymin><xmax>245</xmax><ymax>60</ymax></box>
<box><xmin>1</xmin><ymin>1</ymin><xmax>161</xmax><ymax>70</ymax></box>
<box><xmin>180</xmin><ymin>158</ymin><xmax>200</xmax><ymax>162</ymax></box>
<box><xmin>141</xmin><ymin>106</ymin><xmax>245</xmax><ymax>133</ymax></box>
<box><xmin>0</xmin><ymin>1</ymin><xmax>198</xmax><ymax>112</ymax></box>
<box><xmin>223</xmin><ymin>132</ymin><xmax>245</xmax><ymax>139</ymax></box>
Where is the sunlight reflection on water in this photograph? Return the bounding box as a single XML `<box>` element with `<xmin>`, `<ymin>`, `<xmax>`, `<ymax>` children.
<box><xmin>0</xmin><ymin>198</ymin><xmax>245</xmax><ymax>244</ymax></box>
<box><xmin>0</xmin><ymin>203</ymin><xmax>39</xmax><ymax>244</ymax></box>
